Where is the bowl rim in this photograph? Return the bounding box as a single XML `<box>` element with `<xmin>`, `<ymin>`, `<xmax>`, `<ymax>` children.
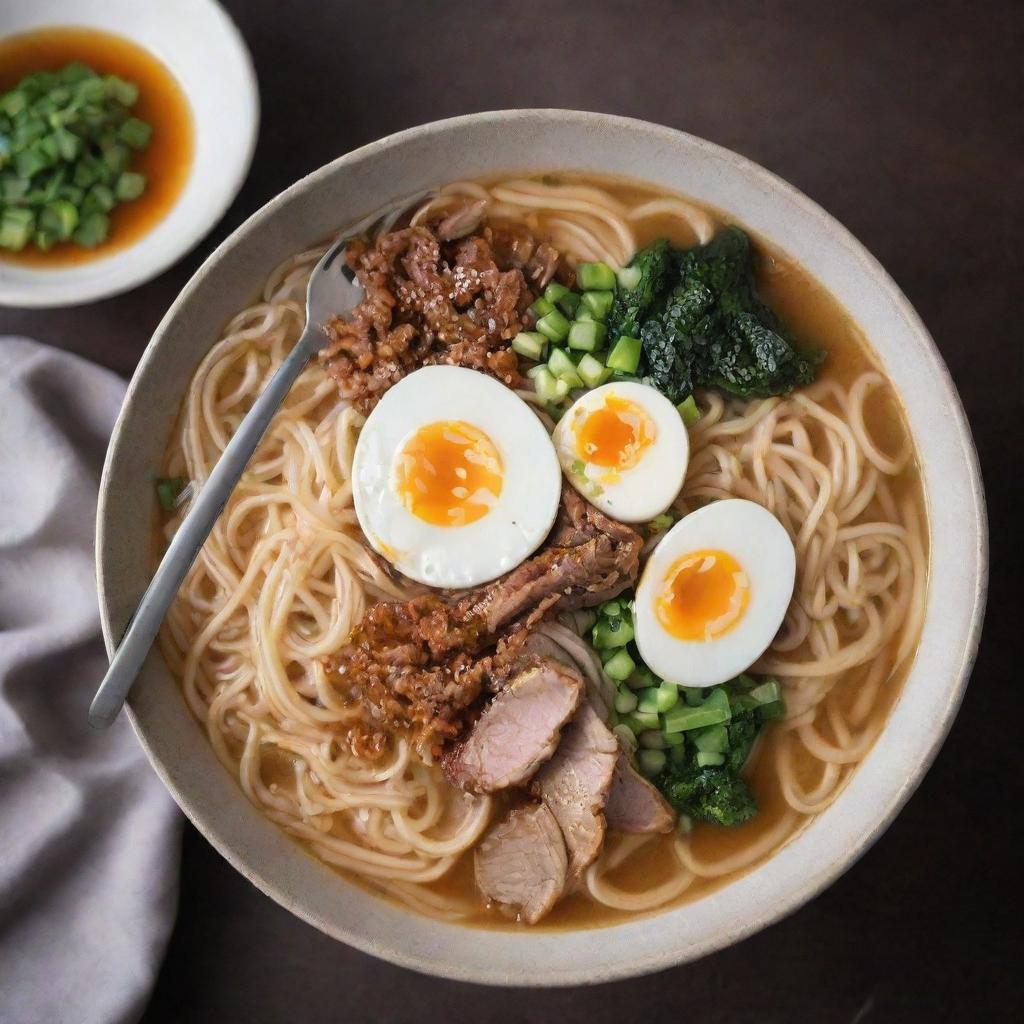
<box><xmin>0</xmin><ymin>0</ymin><xmax>259</xmax><ymax>308</ymax></box>
<box><xmin>97</xmin><ymin>109</ymin><xmax>988</xmax><ymax>984</ymax></box>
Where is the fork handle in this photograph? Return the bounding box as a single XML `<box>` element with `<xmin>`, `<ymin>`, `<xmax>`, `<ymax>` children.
<box><xmin>89</xmin><ymin>325</ymin><xmax>323</xmax><ymax>729</ymax></box>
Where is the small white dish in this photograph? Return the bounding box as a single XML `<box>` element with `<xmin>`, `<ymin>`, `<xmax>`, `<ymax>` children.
<box><xmin>0</xmin><ymin>0</ymin><xmax>258</xmax><ymax>308</ymax></box>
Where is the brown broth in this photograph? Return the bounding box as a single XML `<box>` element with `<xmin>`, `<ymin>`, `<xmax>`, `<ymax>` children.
<box><xmin>0</xmin><ymin>26</ymin><xmax>193</xmax><ymax>267</ymax></box>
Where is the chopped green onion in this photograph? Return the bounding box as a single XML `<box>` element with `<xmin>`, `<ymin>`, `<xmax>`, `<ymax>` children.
<box><xmin>72</xmin><ymin>210</ymin><xmax>109</xmax><ymax>247</ymax></box>
<box><xmin>591</xmin><ymin>615</ymin><xmax>634</xmax><ymax>650</ymax></box>
<box><xmin>530</xmin><ymin>295</ymin><xmax>555</xmax><ymax>318</ymax></box>
<box><xmin>639</xmin><ymin>749</ymin><xmax>667</xmax><ymax>777</ymax></box>
<box><xmin>576</xmin><ymin>353</ymin><xmax>607</xmax><ymax>389</ymax></box>
<box><xmin>677</xmin><ymin>395</ymin><xmax>701</xmax><ymax>426</ymax></box>
<box><xmin>548</xmin><ymin>347</ymin><xmax>583</xmax><ymax>387</ymax></box>
<box><xmin>648</xmin><ymin>512</ymin><xmax>674</xmax><ymax>531</ymax></box>
<box><xmin>581</xmin><ymin>290</ymin><xmax>614</xmax><ymax>321</ymax></box>
<box><xmin>577</xmin><ymin>261</ymin><xmax>617</xmax><ymax>290</ymax></box>
<box><xmin>696</xmin><ymin>750</ymin><xmax>726</xmax><ymax>768</ymax></box>
<box><xmin>639</xmin><ymin>730</ymin><xmax>667</xmax><ymax>750</ymax></box>
<box><xmin>662</xmin><ymin>688</ymin><xmax>732</xmax><ymax>733</ymax></box>
<box><xmin>536</xmin><ymin>309</ymin><xmax>571</xmax><ymax>343</ymax></box>
<box><xmin>749</xmin><ymin>679</ymin><xmax>782</xmax><ymax>705</ymax></box>
<box><xmin>662</xmin><ymin>729</ymin><xmax>686</xmax><ymax>748</ymax></box>
<box><xmin>557</xmin><ymin>290</ymin><xmax>581</xmax><ymax>316</ymax></box>
<box><xmin>532</xmin><ymin>367</ymin><xmax>561</xmax><ymax>404</ymax></box>
<box><xmin>115</xmin><ymin>170</ymin><xmax>146</xmax><ymax>201</ymax></box>
<box><xmin>614</xmin><ymin>688</ymin><xmax>638</xmax><ymax>715</ymax></box>
<box><xmin>682</xmin><ymin>686</ymin><xmax>705</xmax><ymax>707</ymax></box>
<box><xmin>603</xmin><ymin>648</ymin><xmax>636</xmax><ymax>681</ymax></box>
<box><xmin>543</xmin><ymin>282</ymin><xmax>570</xmax><ymax>305</ymax></box>
<box><xmin>607</xmin><ymin>335</ymin><xmax>643</xmax><ymax>374</ymax></box>
<box><xmin>39</xmin><ymin>199</ymin><xmax>78</xmax><ymax>240</ymax></box>
<box><xmin>670</xmin><ymin>745</ymin><xmax>689</xmax><ymax>767</ymax></box>
<box><xmin>0</xmin><ymin>207</ymin><xmax>35</xmax><ymax>250</ymax></box>
<box><xmin>617</xmin><ymin>264</ymin><xmax>642</xmax><ymax>291</ymax></box>
<box><xmin>104</xmin><ymin>74</ymin><xmax>140</xmax><ymax>107</ymax></box>
<box><xmin>567</xmin><ymin>319</ymin><xmax>606</xmax><ymax>352</ymax></box>
<box><xmin>601</xmin><ymin>600</ymin><xmax>621</xmax><ymax>617</ymax></box>
<box><xmin>691</xmin><ymin>724</ymin><xmax>729</xmax><ymax>754</ymax></box>
<box><xmin>118</xmin><ymin>116</ymin><xmax>152</xmax><ymax>150</ymax></box>
<box><xmin>511</xmin><ymin>331</ymin><xmax>547</xmax><ymax>360</ymax></box>
<box><xmin>654</xmin><ymin>680</ymin><xmax>679</xmax><ymax>713</ymax></box>
<box><xmin>155</xmin><ymin>476</ymin><xmax>186</xmax><ymax>511</ymax></box>
<box><xmin>625</xmin><ymin>710</ymin><xmax>660</xmax><ymax>733</ymax></box>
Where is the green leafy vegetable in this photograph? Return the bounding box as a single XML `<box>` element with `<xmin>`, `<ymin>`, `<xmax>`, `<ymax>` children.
<box><xmin>610</xmin><ymin>229</ymin><xmax>821</xmax><ymax>403</ymax></box>
<box><xmin>155</xmin><ymin>476</ymin><xmax>185</xmax><ymax>512</ymax></box>
<box><xmin>605</xmin><ymin>238</ymin><xmax>671</xmax><ymax>341</ymax></box>
<box><xmin>659</xmin><ymin>762</ymin><xmax>758</xmax><ymax>827</ymax></box>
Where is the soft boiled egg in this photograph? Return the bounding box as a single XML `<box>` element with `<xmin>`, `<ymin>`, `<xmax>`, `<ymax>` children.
<box><xmin>552</xmin><ymin>382</ymin><xmax>689</xmax><ymax>522</ymax></box>
<box><xmin>352</xmin><ymin>365</ymin><xmax>562</xmax><ymax>588</ymax></box>
<box><xmin>634</xmin><ymin>499</ymin><xmax>796</xmax><ymax>687</ymax></box>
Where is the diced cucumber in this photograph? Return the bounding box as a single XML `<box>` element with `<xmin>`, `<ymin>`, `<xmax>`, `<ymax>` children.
<box><xmin>607</xmin><ymin>335</ymin><xmax>642</xmax><ymax>374</ymax></box>
<box><xmin>568</xmin><ymin>319</ymin><xmax>606</xmax><ymax>351</ymax></box>
<box><xmin>654</xmin><ymin>680</ymin><xmax>679</xmax><ymax>713</ymax></box>
<box><xmin>636</xmin><ymin>687</ymin><xmax>661</xmax><ymax>715</ymax></box>
<box><xmin>662</xmin><ymin>729</ymin><xmax>686</xmax><ymax>748</ymax></box>
<box><xmin>577</xmin><ymin>261</ymin><xmax>617</xmax><ymax>290</ymax></box>
<box><xmin>511</xmin><ymin>331</ymin><xmax>547</xmax><ymax>360</ymax></box>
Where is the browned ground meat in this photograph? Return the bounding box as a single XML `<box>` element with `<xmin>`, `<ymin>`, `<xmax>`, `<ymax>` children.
<box><xmin>319</xmin><ymin>221</ymin><xmax>553</xmax><ymax>413</ymax></box>
<box><xmin>323</xmin><ymin>487</ymin><xmax>643</xmax><ymax>756</ymax></box>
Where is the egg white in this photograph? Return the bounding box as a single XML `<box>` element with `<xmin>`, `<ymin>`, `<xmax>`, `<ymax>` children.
<box><xmin>352</xmin><ymin>365</ymin><xmax>563</xmax><ymax>588</ymax></box>
<box><xmin>552</xmin><ymin>381</ymin><xmax>689</xmax><ymax>523</ymax></box>
<box><xmin>634</xmin><ymin>499</ymin><xmax>796</xmax><ymax>687</ymax></box>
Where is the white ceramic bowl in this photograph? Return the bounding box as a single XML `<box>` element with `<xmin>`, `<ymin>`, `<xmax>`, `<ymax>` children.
<box><xmin>0</xmin><ymin>0</ymin><xmax>258</xmax><ymax>308</ymax></box>
<box><xmin>97</xmin><ymin>111</ymin><xmax>987</xmax><ymax>985</ymax></box>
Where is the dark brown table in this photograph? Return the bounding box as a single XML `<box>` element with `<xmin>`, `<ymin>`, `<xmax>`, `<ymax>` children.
<box><xmin>3</xmin><ymin>2</ymin><xmax>1019</xmax><ymax>1020</ymax></box>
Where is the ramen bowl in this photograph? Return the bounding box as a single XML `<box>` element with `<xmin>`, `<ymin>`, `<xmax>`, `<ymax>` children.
<box><xmin>96</xmin><ymin>110</ymin><xmax>986</xmax><ymax>985</ymax></box>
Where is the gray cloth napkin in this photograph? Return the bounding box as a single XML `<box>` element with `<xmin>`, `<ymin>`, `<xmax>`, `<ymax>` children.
<box><xmin>0</xmin><ymin>338</ymin><xmax>180</xmax><ymax>1024</ymax></box>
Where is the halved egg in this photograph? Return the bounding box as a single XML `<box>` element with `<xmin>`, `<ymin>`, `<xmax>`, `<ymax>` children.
<box><xmin>634</xmin><ymin>499</ymin><xmax>796</xmax><ymax>687</ymax></box>
<box><xmin>352</xmin><ymin>365</ymin><xmax>563</xmax><ymax>588</ymax></box>
<box><xmin>552</xmin><ymin>382</ymin><xmax>689</xmax><ymax>522</ymax></box>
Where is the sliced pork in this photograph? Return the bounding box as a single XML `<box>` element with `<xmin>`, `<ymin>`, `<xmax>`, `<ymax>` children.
<box><xmin>533</xmin><ymin>702</ymin><xmax>618</xmax><ymax>877</ymax></box>
<box><xmin>474</xmin><ymin>803</ymin><xmax>568</xmax><ymax>924</ymax></box>
<box><xmin>443</xmin><ymin>660</ymin><xmax>583</xmax><ymax>793</ymax></box>
<box><xmin>325</xmin><ymin>486</ymin><xmax>641</xmax><ymax>754</ymax></box>
<box><xmin>604</xmin><ymin>753</ymin><xmax>676</xmax><ymax>834</ymax></box>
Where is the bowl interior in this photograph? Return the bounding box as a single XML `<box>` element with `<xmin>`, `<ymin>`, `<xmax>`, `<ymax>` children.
<box><xmin>0</xmin><ymin>0</ymin><xmax>257</xmax><ymax>308</ymax></box>
<box><xmin>97</xmin><ymin>110</ymin><xmax>986</xmax><ymax>985</ymax></box>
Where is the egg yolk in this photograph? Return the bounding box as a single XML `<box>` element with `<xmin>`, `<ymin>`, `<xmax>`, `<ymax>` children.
<box><xmin>656</xmin><ymin>549</ymin><xmax>750</xmax><ymax>642</ymax></box>
<box><xmin>573</xmin><ymin>395</ymin><xmax>655</xmax><ymax>470</ymax></box>
<box><xmin>395</xmin><ymin>420</ymin><xmax>503</xmax><ymax>527</ymax></box>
